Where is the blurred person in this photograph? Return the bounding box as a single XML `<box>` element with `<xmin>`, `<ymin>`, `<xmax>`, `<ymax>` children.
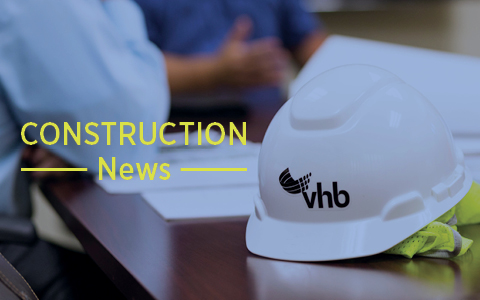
<box><xmin>0</xmin><ymin>0</ymin><xmax>169</xmax><ymax>298</ymax></box>
<box><xmin>135</xmin><ymin>0</ymin><xmax>327</xmax><ymax>106</ymax></box>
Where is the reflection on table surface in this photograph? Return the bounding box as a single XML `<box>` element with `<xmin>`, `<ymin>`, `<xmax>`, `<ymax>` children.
<box><xmin>247</xmin><ymin>224</ymin><xmax>480</xmax><ymax>300</ymax></box>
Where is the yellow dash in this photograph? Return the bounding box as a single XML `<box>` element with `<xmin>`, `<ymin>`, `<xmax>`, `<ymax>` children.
<box><xmin>21</xmin><ymin>168</ymin><xmax>88</xmax><ymax>171</ymax></box>
<box><xmin>180</xmin><ymin>168</ymin><xmax>247</xmax><ymax>172</ymax></box>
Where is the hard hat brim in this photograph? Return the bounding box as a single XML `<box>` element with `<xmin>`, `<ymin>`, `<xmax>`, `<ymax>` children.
<box><xmin>246</xmin><ymin>169</ymin><xmax>473</xmax><ymax>262</ymax></box>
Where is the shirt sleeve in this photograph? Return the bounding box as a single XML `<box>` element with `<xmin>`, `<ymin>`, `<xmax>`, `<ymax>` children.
<box><xmin>279</xmin><ymin>0</ymin><xmax>323</xmax><ymax>50</ymax></box>
<box><xmin>1</xmin><ymin>0</ymin><xmax>170</xmax><ymax>171</ymax></box>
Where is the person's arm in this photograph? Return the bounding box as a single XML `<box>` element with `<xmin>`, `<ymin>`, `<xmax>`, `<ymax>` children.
<box><xmin>165</xmin><ymin>17</ymin><xmax>288</xmax><ymax>95</ymax></box>
<box><xmin>164</xmin><ymin>53</ymin><xmax>223</xmax><ymax>93</ymax></box>
<box><xmin>4</xmin><ymin>0</ymin><xmax>169</xmax><ymax>171</ymax></box>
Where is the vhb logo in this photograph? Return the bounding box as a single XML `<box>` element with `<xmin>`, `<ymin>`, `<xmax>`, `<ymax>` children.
<box><xmin>279</xmin><ymin>168</ymin><xmax>350</xmax><ymax>209</ymax></box>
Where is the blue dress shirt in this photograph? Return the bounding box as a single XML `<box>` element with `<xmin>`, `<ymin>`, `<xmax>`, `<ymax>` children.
<box><xmin>0</xmin><ymin>0</ymin><xmax>169</xmax><ymax>215</ymax></box>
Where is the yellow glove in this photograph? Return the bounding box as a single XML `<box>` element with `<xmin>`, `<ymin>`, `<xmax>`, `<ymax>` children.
<box><xmin>385</xmin><ymin>207</ymin><xmax>473</xmax><ymax>259</ymax></box>
<box><xmin>455</xmin><ymin>181</ymin><xmax>480</xmax><ymax>226</ymax></box>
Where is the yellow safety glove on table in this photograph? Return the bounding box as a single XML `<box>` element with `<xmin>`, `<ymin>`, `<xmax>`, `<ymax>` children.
<box><xmin>385</xmin><ymin>181</ymin><xmax>480</xmax><ymax>259</ymax></box>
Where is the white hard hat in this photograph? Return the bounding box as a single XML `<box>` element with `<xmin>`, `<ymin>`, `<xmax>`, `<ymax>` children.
<box><xmin>246</xmin><ymin>64</ymin><xmax>473</xmax><ymax>261</ymax></box>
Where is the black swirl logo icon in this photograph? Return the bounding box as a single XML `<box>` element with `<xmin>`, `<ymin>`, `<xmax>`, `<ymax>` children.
<box><xmin>279</xmin><ymin>168</ymin><xmax>350</xmax><ymax>209</ymax></box>
<box><xmin>278</xmin><ymin>168</ymin><xmax>312</xmax><ymax>194</ymax></box>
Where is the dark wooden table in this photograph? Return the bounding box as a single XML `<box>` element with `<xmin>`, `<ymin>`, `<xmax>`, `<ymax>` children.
<box><xmin>42</xmin><ymin>103</ymin><xmax>480</xmax><ymax>300</ymax></box>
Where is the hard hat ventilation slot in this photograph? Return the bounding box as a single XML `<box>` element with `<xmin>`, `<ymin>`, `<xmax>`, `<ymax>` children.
<box><xmin>431</xmin><ymin>165</ymin><xmax>465</xmax><ymax>202</ymax></box>
<box><xmin>381</xmin><ymin>192</ymin><xmax>425</xmax><ymax>221</ymax></box>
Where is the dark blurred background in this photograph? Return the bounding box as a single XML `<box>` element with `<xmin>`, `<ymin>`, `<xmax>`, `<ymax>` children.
<box><xmin>310</xmin><ymin>0</ymin><xmax>479</xmax><ymax>55</ymax></box>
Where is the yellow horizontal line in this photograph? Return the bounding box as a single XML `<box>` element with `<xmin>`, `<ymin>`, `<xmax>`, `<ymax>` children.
<box><xmin>180</xmin><ymin>168</ymin><xmax>247</xmax><ymax>172</ymax></box>
<box><xmin>21</xmin><ymin>168</ymin><xmax>88</xmax><ymax>172</ymax></box>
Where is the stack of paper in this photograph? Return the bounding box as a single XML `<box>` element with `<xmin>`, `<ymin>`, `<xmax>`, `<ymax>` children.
<box><xmin>96</xmin><ymin>133</ymin><xmax>260</xmax><ymax>220</ymax></box>
<box><xmin>290</xmin><ymin>35</ymin><xmax>480</xmax><ymax>136</ymax></box>
<box><xmin>142</xmin><ymin>186</ymin><xmax>257</xmax><ymax>220</ymax></box>
<box><xmin>290</xmin><ymin>35</ymin><xmax>480</xmax><ymax>181</ymax></box>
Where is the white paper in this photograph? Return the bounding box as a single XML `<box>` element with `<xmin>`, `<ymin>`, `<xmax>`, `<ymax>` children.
<box><xmin>290</xmin><ymin>35</ymin><xmax>480</xmax><ymax>136</ymax></box>
<box><xmin>142</xmin><ymin>185</ymin><xmax>256</xmax><ymax>220</ymax></box>
<box><xmin>455</xmin><ymin>138</ymin><xmax>480</xmax><ymax>156</ymax></box>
